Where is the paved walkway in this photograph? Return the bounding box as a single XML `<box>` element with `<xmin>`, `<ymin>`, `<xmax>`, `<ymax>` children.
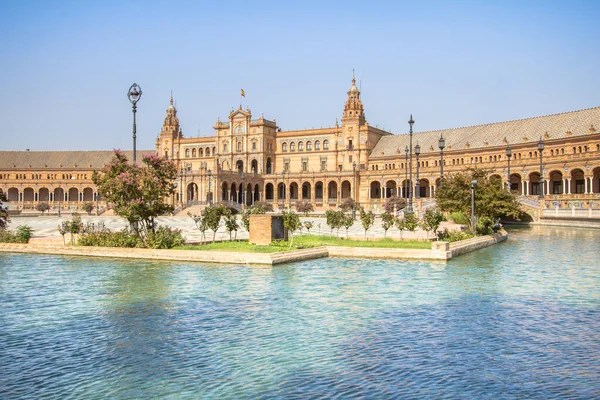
<box><xmin>8</xmin><ymin>214</ymin><xmax>462</xmax><ymax>243</ymax></box>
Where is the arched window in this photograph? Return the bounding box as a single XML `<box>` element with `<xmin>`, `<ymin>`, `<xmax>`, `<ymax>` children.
<box><xmin>315</xmin><ymin>140</ymin><xmax>321</xmax><ymax>150</ymax></box>
<box><xmin>192</xmin><ymin>148</ymin><xmax>196</xmax><ymax>157</ymax></box>
<box><xmin>237</xmin><ymin>141</ymin><xmax>242</xmax><ymax>152</ymax></box>
<box><xmin>298</xmin><ymin>142</ymin><xmax>304</xmax><ymax>151</ymax></box>
<box><xmin>323</xmin><ymin>140</ymin><xmax>329</xmax><ymax>150</ymax></box>
<box><xmin>199</xmin><ymin>148</ymin><xmax>204</xmax><ymax>156</ymax></box>
<box><xmin>206</xmin><ymin>147</ymin><xmax>210</xmax><ymax>156</ymax></box>
<box><xmin>185</xmin><ymin>149</ymin><xmax>190</xmax><ymax>157</ymax></box>
<box><xmin>223</xmin><ymin>143</ymin><xmax>228</xmax><ymax>153</ymax></box>
<box><xmin>290</xmin><ymin>142</ymin><xmax>296</xmax><ymax>152</ymax></box>
<box><xmin>234</xmin><ymin>125</ymin><xmax>245</xmax><ymax>134</ymax></box>
<box><xmin>306</xmin><ymin>141</ymin><xmax>312</xmax><ymax>151</ymax></box>
<box><xmin>282</xmin><ymin>143</ymin><xmax>288</xmax><ymax>152</ymax></box>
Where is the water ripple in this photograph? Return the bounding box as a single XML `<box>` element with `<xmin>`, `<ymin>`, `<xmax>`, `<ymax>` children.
<box><xmin>1</xmin><ymin>226</ymin><xmax>599</xmax><ymax>399</ymax></box>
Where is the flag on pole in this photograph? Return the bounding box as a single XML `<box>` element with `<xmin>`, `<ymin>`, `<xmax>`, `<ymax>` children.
<box><xmin>241</xmin><ymin>89</ymin><xmax>245</xmax><ymax>97</ymax></box>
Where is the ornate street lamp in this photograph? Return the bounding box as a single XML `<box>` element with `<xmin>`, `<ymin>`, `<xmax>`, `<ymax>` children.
<box><xmin>127</xmin><ymin>83</ymin><xmax>142</xmax><ymax>162</ymax></box>
<box><xmin>404</xmin><ymin>146</ymin><xmax>408</xmax><ymax>199</ymax></box>
<box><xmin>538</xmin><ymin>138</ymin><xmax>545</xmax><ymax>198</ymax></box>
<box><xmin>471</xmin><ymin>180</ymin><xmax>478</xmax><ymax>233</ymax></box>
<box><xmin>280</xmin><ymin>171</ymin><xmax>286</xmax><ymax>211</ymax></box>
<box><xmin>407</xmin><ymin>115</ymin><xmax>414</xmax><ymax>212</ymax></box>
<box><xmin>415</xmin><ymin>143</ymin><xmax>421</xmax><ymax>199</ymax></box>
<box><xmin>352</xmin><ymin>161</ymin><xmax>357</xmax><ymax>220</ymax></box>
<box><xmin>207</xmin><ymin>169</ymin><xmax>212</xmax><ymax>205</ymax></box>
<box><xmin>506</xmin><ymin>144</ymin><xmax>512</xmax><ymax>191</ymax></box>
<box><xmin>438</xmin><ymin>133</ymin><xmax>445</xmax><ymax>187</ymax></box>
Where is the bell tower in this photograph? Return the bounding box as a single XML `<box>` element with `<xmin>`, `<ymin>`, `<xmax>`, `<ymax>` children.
<box><xmin>157</xmin><ymin>94</ymin><xmax>182</xmax><ymax>159</ymax></box>
<box><xmin>341</xmin><ymin>73</ymin><xmax>365</xmax><ymax>125</ymax></box>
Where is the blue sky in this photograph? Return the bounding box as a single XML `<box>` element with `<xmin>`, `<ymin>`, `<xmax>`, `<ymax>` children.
<box><xmin>0</xmin><ymin>0</ymin><xmax>598</xmax><ymax>151</ymax></box>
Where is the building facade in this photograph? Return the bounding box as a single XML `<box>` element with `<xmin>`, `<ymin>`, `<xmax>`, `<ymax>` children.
<box><xmin>2</xmin><ymin>77</ymin><xmax>600</xmax><ymax>217</ymax></box>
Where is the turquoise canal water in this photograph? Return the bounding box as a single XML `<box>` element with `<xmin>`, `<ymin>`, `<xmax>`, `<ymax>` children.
<box><xmin>1</xmin><ymin>226</ymin><xmax>599</xmax><ymax>399</ymax></box>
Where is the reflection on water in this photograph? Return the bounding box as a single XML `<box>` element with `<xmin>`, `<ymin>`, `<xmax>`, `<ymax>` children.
<box><xmin>1</xmin><ymin>226</ymin><xmax>599</xmax><ymax>399</ymax></box>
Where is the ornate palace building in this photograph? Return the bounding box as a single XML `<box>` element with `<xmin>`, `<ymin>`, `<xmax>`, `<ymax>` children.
<box><xmin>2</xmin><ymin>76</ymin><xmax>600</xmax><ymax>219</ymax></box>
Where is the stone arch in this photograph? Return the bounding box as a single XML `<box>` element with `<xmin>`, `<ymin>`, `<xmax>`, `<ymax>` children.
<box><xmin>68</xmin><ymin>187</ymin><xmax>79</xmax><ymax>202</ymax></box>
<box><xmin>528</xmin><ymin>172</ymin><xmax>542</xmax><ymax>196</ymax></box>
<box><xmin>265</xmin><ymin>183</ymin><xmax>274</xmax><ymax>200</ymax></box>
<box><xmin>253</xmin><ymin>183</ymin><xmax>260</xmax><ymax>203</ymax></box>
<box><xmin>206</xmin><ymin>147</ymin><xmax>211</xmax><ymax>156</ymax></box>
<box><xmin>230</xmin><ymin>182</ymin><xmax>239</xmax><ymax>203</ymax></box>
<box><xmin>199</xmin><ymin>148</ymin><xmax>204</xmax><ymax>156</ymax></box>
<box><xmin>53</xmin><ymin>187</ymin><xmax>64</xmax><ymax>202</ymax></box>
<box><xmin>222</xmin><ymin>160</ymin><xmax>230</xmax><ymax>171</ymax></box>
<box><xmin>341</xmin><ymin>180</ymin><xmax>352</xmax><ymax>199</ymax></box>
<box><xmin>277</xmin><ymin>182</ymin><xmax>286</xmax><ymax>200</ymax></box>
<box><xmin>192</xmin><ymin>148</ymin><xmax>197</xmax><ymax>157</ymax></box>
<box><xmin>221</xmin><ymin>182</ymin><xmax>228</xmax><ymax>201</ymax></box>
<box><xmin>370</xmin><ymin>181</ymin><xmax>381</xmax><ymax>199</ymax></box>
<box><xmin>38</xmin><ymin>187</ymin><xmax>50</xmax><ymax>202</ymax></box>
<box><xmin>187</xmin><ymin>182</ymin><xmax>198</xmax><ymax>202</ymax></box>
<box><xmin>548</xmin><ymin>170</ymin><xmax>563</xmax><ymax>194</ymax></box>
<box><xmin>289</xmin><ymin>182</ymin><xmax>299</xmax><ymax>201</ymax></box>
<box><xmin>83</xmin><ymin>187</ymin><xmax>94</xmax><ymax>201</ymax></box>
<box><xmin>251</xmin><ymin>159</ymin><xmax>258</xmax><ymax>173</ymax></box>
<box><xmin>302</xmin><ymin>182</ymin><xmax>311</xmax><ymax>200</ymax></box>
<box><xmin>509</xmin><ymin>173</ymin><xmax>522</xmax><ymax>193</ymax></box>
<box><xmin>327</xmin><ymin>181</ymin><xmax>338</xmax><ymax>201</ymax></box>
<box><xmin>592</xmin><ymin>166</ymin><xmax>600</xmax><ymax>194</ymax></box>
<box><xmin>23</xmin><ymin>187</ymin><xmax>34</xmax><ymax>202</ymax></box>
<box><xmin>419</xmin><ymin>178</ymin><xmax>430</xmax><ymax>197</ymax></box>
<box><xmin>266</xmin><ymin>157</ymin><xmax>273</xmax><ymax>174</ymax></box>
<box><xmin>570</xmin><ymin>168</ymin><xmax>585</xmax><ymax>194</ymax></box>
<box><xmin>385</xmin><ymin>180</ymin><xmax>396</xmax><ymax>198</ymax></box>
<box><xmin>315</xmin><ymin>181</ymin><xmax>324</xmax><ymax>201</ymax></box>
<box><xmin>7</xmin><ymin>187</ymin><xmax>19</xmax><ymax>202</ymax></box>
<box><xmin>236</xmin><ymin>160</ymin><xmax>244</xmax><ymax>173</ymax></box>
<box><xmin>401</xmin><ymin>179</ymin><xmax>410</xmax><ymax>198</ymax></box>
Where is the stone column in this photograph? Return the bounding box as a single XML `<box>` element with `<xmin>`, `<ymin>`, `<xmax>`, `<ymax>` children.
<box><xmin>585</xmin><ymin>177</ymin><xmax>589</xmax><ymax>194</ymax></box>
<box><xmin>524</xmin><ymin>180</ymin><xmax>529</xmax><ymax>196</ymax></box>
<box><xmin>567</xmin><ymin>178</ymin><xmax>572</xmax><ymax>194</ymax></box>
<box><xmin>563</xmin><ymin>179</ymin><xmax>567</xmax><ymax>194</ymax></box>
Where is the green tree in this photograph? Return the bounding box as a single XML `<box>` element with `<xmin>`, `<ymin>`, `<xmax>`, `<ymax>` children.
<box><xmin>395</xmin><ymin>217</ymin><xmax>405</xmax><ymax>239</ymax></box>
<box><xmin>342</xmin><ymin>214</ymin><xmax>354</xmax><ymax>238</ymax></box>
<box><xmin>188</xmin><ymin>211</ymin><xmax>208</xmax><ymax>242</ymax></box>
<box><xmin>295</xmin><ymin>201</ymin><xmax>314</xmax><ymax>215</ymax></box>
<box><xmin>404</xmin><ymin>212</ymin><xmax>419</xmax><ymax>233</ymax></box>
<box><xmin>435</xmin><ymin>167</ymin><xmax>521</xmax><ymax>230</ymax></box>
<box><xmin>203</xmin><ymin>204</ymin><xmax>229</xmax><ymax>243</ymax></box>
<box><xmin>58</xmin><ymin>221</ymin><xmax>68</xmax><ymax>245</ymax></box>
<box><xmin>383</xmin><ymin>195</ymin><xmax>406</xmax><ymax>214</ymax></box>
<box><xmin>36</xmin><ymin>202</ymin><xmax>50</xmax><ymax>215</ymax></box>
<box><xmin>83</xmin><ymin>202</ymin><xmax>95</xmax><ymax>216</ymax></box>
<box><xmin>359</xmin><ymin>207</ymin><xmax>375</xmax><ymax>239</ymax></box>
<box><xmin>92</xmin><ymin>150</ymin><xmax>177</xmax><ymax>237</ymax></box>
<box><xmin>303</xmin><ymin>221</ymin><xmax>313</xmax><ymax>234</ymax></box>
<box><xmin>68</xmin><ymin>214</ymin><xmax>83</xmax><ymax>245</ymax></box>
<box><xmin>224</xmin><ymin>214</ymin><xmax>239</xmax><ymax>241</ymax></box>
<box><xmin>282</xmin><ymin>210</ymin><xmax>300</xmax><ymax>248</ymax></box>
<box><xmin>340</xmin><ymin>198</ymin><xmax>356</xmax><ymax>213</ymax></box>
<box><xmin>420</xmin><ymin>208</ymin><xmax>444</xmax><ymax>240</ymax></box>
<box><xmin>0</xmin><ymin>191</ymin><xmax>9</xmax><ymax>230</ymax></box>
<box><xmin>381</xmin><ymin>211</ymin><xmax>396</xmax><ymax>238</ymax></box>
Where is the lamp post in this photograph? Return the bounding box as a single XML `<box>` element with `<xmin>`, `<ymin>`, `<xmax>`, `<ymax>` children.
<box><xmin>471</xmin><ymin>180</ymin><xmax>478</xmax><ymax>233</ymax></box>
<box><xmin>538</xmin><ymin>138</ymin><xmax>544</xmax><ymax>198</ymax></box>
<box><xmin>207</xmin><ymin>169</ymin><xmax>212</xmax><ymax>205</ymax></box>
<box><xmin>438</xmin><ymin>133</ymin><xmax>445</xmax><ymax>187</ymax></box>
<box><xmin>506</xmin><ymin>144</ymin><xmax>512</xmax><ymax>191</ymax></box>
<box><xmin>415</xmin><ymin>143</ymin><xmax>421</xmax><ymax>199</ymax></box>
<box><xmin>240</xmin><ymin>171</ymin><xmax>245</xmax><ymax>206</ymax></box>
<box><xmin>407</xmin><ymin>115</ymin><xmax>414</xmax><ymax>212</ymax></box>
<box><xmin>127</xmin><ymin>83</ymin><xmax>142</xmax><ymax>162</ymax></box>
<box><xmin>280</xmin><ymin>171</ymin><xmax>286</xmax><ymax>211</ymax></box>
<box><xmin>404</xmin><ymin>146</ymin><xmax>408</xmax><ymax>199</ymax></box>
<box><xmin>352</xmin><ymin>161</ymin><xmax>357</xmax><ymax>219</ymax></box>
<box><xmin>179</xmin><ymin>170</ymin><xmax>184</xmax><ymax>204</ymax></box>
<box><xmin>57</xmin><ymin>186</ymin><xmax>62</xmax><ymax>217</ymax></box>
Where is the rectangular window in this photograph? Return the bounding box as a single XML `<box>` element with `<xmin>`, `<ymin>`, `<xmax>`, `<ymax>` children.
<box><xmin>302</xmin><ymin>161</ymin><xmax>308</xmax><ymax>171</ymax></box>
<box><xmin>552</xmin><ymin>181</ymin><xmax>562</xmax><ymax>194</ymax></box>
<box><xmin>349</xmin><ymin>155</ymin><xmax>353</xmax><ymax>163</ymax></box>
<box><xmin>575</xmin><ymin>180</ymin><xmax>585</xmax><ymax>194</ymax></box>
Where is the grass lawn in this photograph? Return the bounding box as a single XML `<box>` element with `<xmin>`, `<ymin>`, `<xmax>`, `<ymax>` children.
<box><xmin>174</xmin><ymin>235</ymin><xmax>431</xmax><ymax>252</ymax></box>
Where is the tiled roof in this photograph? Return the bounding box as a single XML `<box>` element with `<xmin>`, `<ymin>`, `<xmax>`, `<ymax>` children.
<box><xmin>371</xmin><ymin>107</ymin><xmax>600</xmax><ymax>157</ymax></box>
<box><xmin>0</xmin><ymin>150</ymin><xmax>155</xmax><ymax>169</ymax></box>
